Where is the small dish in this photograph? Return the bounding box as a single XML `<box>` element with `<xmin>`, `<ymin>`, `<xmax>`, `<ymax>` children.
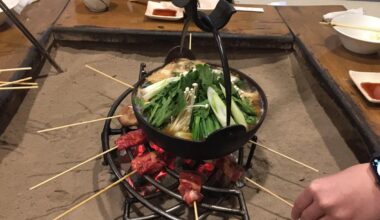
<box><xmin>145</xmin><ymin>1</ymin><xmax>183</xmax><ymax>21</ymax></box>
<box><xmin>349</xmin><ymin>70</ymin><xmax>380</xmax><ymax>103</ymax></box>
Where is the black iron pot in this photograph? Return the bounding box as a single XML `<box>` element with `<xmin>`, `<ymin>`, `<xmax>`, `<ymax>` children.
<box><xmin>131</xmin><ymin>57</ymin><xmax>267</xmax><ymax>160</ymax></box>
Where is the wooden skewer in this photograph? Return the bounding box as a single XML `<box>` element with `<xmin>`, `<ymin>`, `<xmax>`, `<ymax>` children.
<box><xmin>0</xmin><ymin>81</ymin><xmax>38</xmax><ymax>86</ymax></box>
<box><xmin>189</xmin><ymin>33</ymin><xmax>192</xmax><ymax>50</ymax></box>
<box><xmin>193</xmin><ymin>201</ymin><xmax>199</xmax><ymax>220</ymax></box>
<box><xmin>245</xmin><ymin>177</ymin><xmax>294</xmax><ymax>208</ymax></box>
<box><xmin>0</xmin><ymin>86</ymin><xmax>38</xmax><ymax>90</ymax></box>
<box><xmin>0</xmin><ymin>77</ymin><xmax>33</xmax><ymax>88</ymax></box>
<box><xmin>37</xmin><ymin>115</ymin><xmax>124</xmax><ymax>133</ymax></box>
<box><xmin>85</xmin><ymin>65</ymin><xmax>134</xmax><ymax>89</ymax></box>
<box><xmin>29</xmin><ymin>146</ymin><xmax>118</xmax><ymax>190</ymax></box>
<box><xmin>320</xmin><ymin>21</ymin><xmax>380</xmax><ymax>33</ymax></box>
<box><xmin>0</xmin><ymin>67</ymin><xmax>32</xmax><ymax>73</ymax></box>
<box><xmin>53</xmin><ymin>170</ymin><xmax>137</xmax><ymax>220</ymax></box>
<box><xmin>249</xmin><ymin>140</ymin><xmax>319</xmax><ymax>173</ymax></box>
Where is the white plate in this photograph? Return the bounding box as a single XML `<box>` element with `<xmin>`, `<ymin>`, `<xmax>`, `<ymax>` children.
<box><xmin>349</xmin><ymin>70</ymin><xmax>380</xmax><ymax>103</ymax></box>
<box><xmin>145</xmin><ymin>1</ymin><xmax>183</xmax><ymax>21</ymax></box>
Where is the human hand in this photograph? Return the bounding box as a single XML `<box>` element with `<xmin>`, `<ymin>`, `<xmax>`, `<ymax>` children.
<box><xmin>291</xmin><ymin>163</ymin><xmax>380</xmax><ymax>220</ymax></box>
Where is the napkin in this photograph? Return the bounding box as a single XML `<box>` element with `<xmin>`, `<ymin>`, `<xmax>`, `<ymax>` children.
<box><xmin>14</xmin><ymin>0</ymin><xmax>39</xmax><ymax>14</ymax></box>
<box><xmin>322</xmin><ymin>8</ymin><xmax>364</xmax><ymax>22</ymax></box>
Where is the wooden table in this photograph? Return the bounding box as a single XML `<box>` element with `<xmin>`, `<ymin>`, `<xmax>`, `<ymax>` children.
<box><xmin>278</xmin><ymin>6</ymin><xmax>380</xmax><ymax>153</ymax></box>
<box><xmin>53</xmin><ymin>0</ymin><xmax>293</xmax><ymax>49</ymax></box>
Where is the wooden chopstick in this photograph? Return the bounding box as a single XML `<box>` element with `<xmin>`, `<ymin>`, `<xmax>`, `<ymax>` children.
<box><xmin>245</xmin><ymin>177</ymin><xmax>294</xmax><ymax>208</ymax></box>
<box><xmin>85</xmin><ymin>65</ymin><xmax>134</xmax><ymax>88</ymax></box>
<box><xmin>29</xmin><ymin>146</ymin><xmax>118</xmax><ymax>190</ymax></box>
<box><xmin>0</xmin><ymin>77</ymin><xmax>33</xmax><ymax>88</ymax></box>
<box><xmin>0</xmin><ymin>67</ymin><xmax>32</xmax><ymax>73</ymax></box>
<box><xmin>53</xmin><ymin>170</ymin><xmax>137</xmax><ymax>220</ymax></box>
<box><xmin>0</xmin><ymin>81</ymin><xmax>38</xmax><ymax>86</ymax></box>
<box><xmin>0</xmin><ymin>86</ymin><xmax>38</xmax><ymax>90</ymax></box>
<box><xmin>37</xmin><ymin>115</ymin><xmax>124</xmax><ymax>133</ymax></box>
<box><xmin>249</xmin><ymin>140</ymin><xmax>319</xmax><ymax>173</ymax></box>
<box><xmin>320</xmin><ymin>21</ymin><xmax>380</xmax><ymax>33</ymax></box>
<box><xmin>194</xmin><ymin>201</ymin><xmax>199</xmax><ymax>220</ymax></box>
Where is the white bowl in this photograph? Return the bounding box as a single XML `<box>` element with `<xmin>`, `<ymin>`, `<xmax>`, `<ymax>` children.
<box><xmin>0</xmin><ymin>0</ymin><xmax>19</xmax><ymax>26</ymax></box>
<box><xmin>83</xmin><ymin>0</ymin><xmax>110</xmax><ymax>12</ymax></box>
<box><xmin>332</xmin><ymin>14</ymin><xmax>380</xmax><ymax>54</ymax></box>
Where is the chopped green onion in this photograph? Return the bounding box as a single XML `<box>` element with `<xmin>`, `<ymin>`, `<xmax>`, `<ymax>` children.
<box><xmin>141</xmin><ymin>77</ymin><xmax>180</xmax><ymax>101</ymax></box>
<box><xmin>219</xmin><ymin>84</ymin><xmax>248</xmax><ymax>128</ymax></box>
<box><xmin>207</xmin><ymin>87</ymin><xmax>235</xmax><ymax>127</ymax></box>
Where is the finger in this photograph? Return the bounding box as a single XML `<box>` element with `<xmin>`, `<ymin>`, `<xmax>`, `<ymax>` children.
<box><xmin>291</xmin><ymin>188</ymin><xmax>314</xmax><ymax>219</ymax></box>
<box><xmin>300</xmin><ymin>201</ymin><xmax>325</xmax><ymax>220</ymax></box>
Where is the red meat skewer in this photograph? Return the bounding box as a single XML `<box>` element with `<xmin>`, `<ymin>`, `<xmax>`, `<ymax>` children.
<box><xmin>178</xmin><ymin>171</ymin><xmax>204</xmax><ymax>206</ymax></box>
<box><xmin>53</xmin><ymin>152</ymin><xmax>166</xmax><ymax>220</ymax></box>
<box><xmin>131</xmin><ymin>152</ymin><xmax>166</xmax><ymax>175</ymax></box>
<box><xmin>116</xmin><ymin>129</ymin><xmax>147</xmax><ymax>150</ymax></box>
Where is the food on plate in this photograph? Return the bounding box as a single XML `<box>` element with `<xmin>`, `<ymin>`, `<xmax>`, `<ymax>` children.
<box><xmin>135</xmin><ymin>58</ymin><xmax>262</xmax><ymax>141</ymax></box>
<box><xmin>152</xmin><ymin>9</ymin><xmax>177</xmax><ymax>16</ymax></box>
<box><xmin>361</xmin><ymin>82</ymin><xmax>380</xmax><ymax>100</ymax></box>
<box><xmin>131</xmin><ymin>152</ymin><xmax>166</xmax><ymax>175</ymax></box>
<box><xmin>115</xmin><ymin>129</ymin><xmax>147</xmax><ymax>150</ymax></box>
<box><xmin>118</xmin><ymin>105</ymin><xmax>138</xmax><ymax>126</ymax></box>
<box><xmin>178</xmin><ymin>171</ymin><xmax>204</xmax><ymax>206</ymax></box>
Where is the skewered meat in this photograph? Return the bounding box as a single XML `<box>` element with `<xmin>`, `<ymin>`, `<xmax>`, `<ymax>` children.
<box><xmin>116</xmin><ymin>129</ymin><xmax>147</xmax><ymax>150</ymax></box>
<box><xmin>178</xmin><ymin>172</ymin><xmax>204</xmax><ymax>206</ymax></box>
<box><xmin>131</xmin><ymin>152</ymin><xmax>166</xmax><ymax>175</ymax></box>
<box><xmin>118</xmin><ymin>105</ymin><xmax>138</xmax><ymax>126</ymax></box>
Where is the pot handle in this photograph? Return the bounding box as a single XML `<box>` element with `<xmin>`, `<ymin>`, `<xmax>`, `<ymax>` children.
<box><xmin>172</xmin><ymin>0</ymin><xmax>235</xmax><ymax>125</ymax></box>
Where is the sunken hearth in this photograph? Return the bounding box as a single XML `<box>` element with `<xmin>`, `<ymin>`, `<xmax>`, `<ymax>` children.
<box><xmin>102</xmin><ymin>78</ymin><xmax>259</xmax><ymax>220</ymax></box>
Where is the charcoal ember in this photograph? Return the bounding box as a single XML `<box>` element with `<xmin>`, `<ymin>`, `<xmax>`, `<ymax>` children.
<box><xmin>205</xmin><ymin>156</ymin><xmax>244</xmax><ymax>187</ymax></box>
<box><xmin>116</xmin><ymin>129</ymin><xmax>147</xmax><ymax>150</ymax></box>
<box><xmin>154</xmin><ymin>170</ymin><xmax>167</xmax><ymax>182</ymax></box>
<box><xmin>126</xmin><ymin>176</ymin><xmax>155</xmax><ymax>196</ymax></box>
<box><xmin>213</xmin><ymin>156</ymin><xmax>244</xmax><ymax>186</ymax></box>
<box><xmin>129</xmin><ymin>171</ymin><xmax>148</xmax><ymax>187</ymax></box>
<box><xmin>197</xmin><ymin>162</ymin><xmax>215</xmax><ymax>178</ymax></box>
<box><xmin>131</xmin><ymin>152</ymin><xmax>166</xmax><ymax>175</ymax></box>
<box><xmin>150</xmin><ymin>143</ymin><xmax>165</xmax><ymax>154</ymax></box>
<box><xmin>178</xmin><ymin>171</ymin><xmax>204</xmax><ymax>206</ymax></box>
<box><xmin>117</xmin><ymin>144</ymin><xmax>146</xmax><ymax>164</ymax></box>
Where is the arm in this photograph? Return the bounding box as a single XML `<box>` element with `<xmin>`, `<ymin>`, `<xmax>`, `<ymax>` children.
<box><xmin>291</xmin><ymin>163</ymin><xmax>380</xmax><ymax>220</ymax></box>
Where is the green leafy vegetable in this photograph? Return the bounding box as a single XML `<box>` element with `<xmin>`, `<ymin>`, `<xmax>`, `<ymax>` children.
<box><xmin>141</xmin><ymin>77</ymin><xmax>180</xmax><ymax>101</ymax></box>
<box><xmin>142</xmin><ymin>79</ymin><xmax>185</xmax><ymax>128</ymax></box>
<box><xmin>190</xmin><ymin>100</ymin><xmax>221</xmax><ymax>141</ymax></box>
